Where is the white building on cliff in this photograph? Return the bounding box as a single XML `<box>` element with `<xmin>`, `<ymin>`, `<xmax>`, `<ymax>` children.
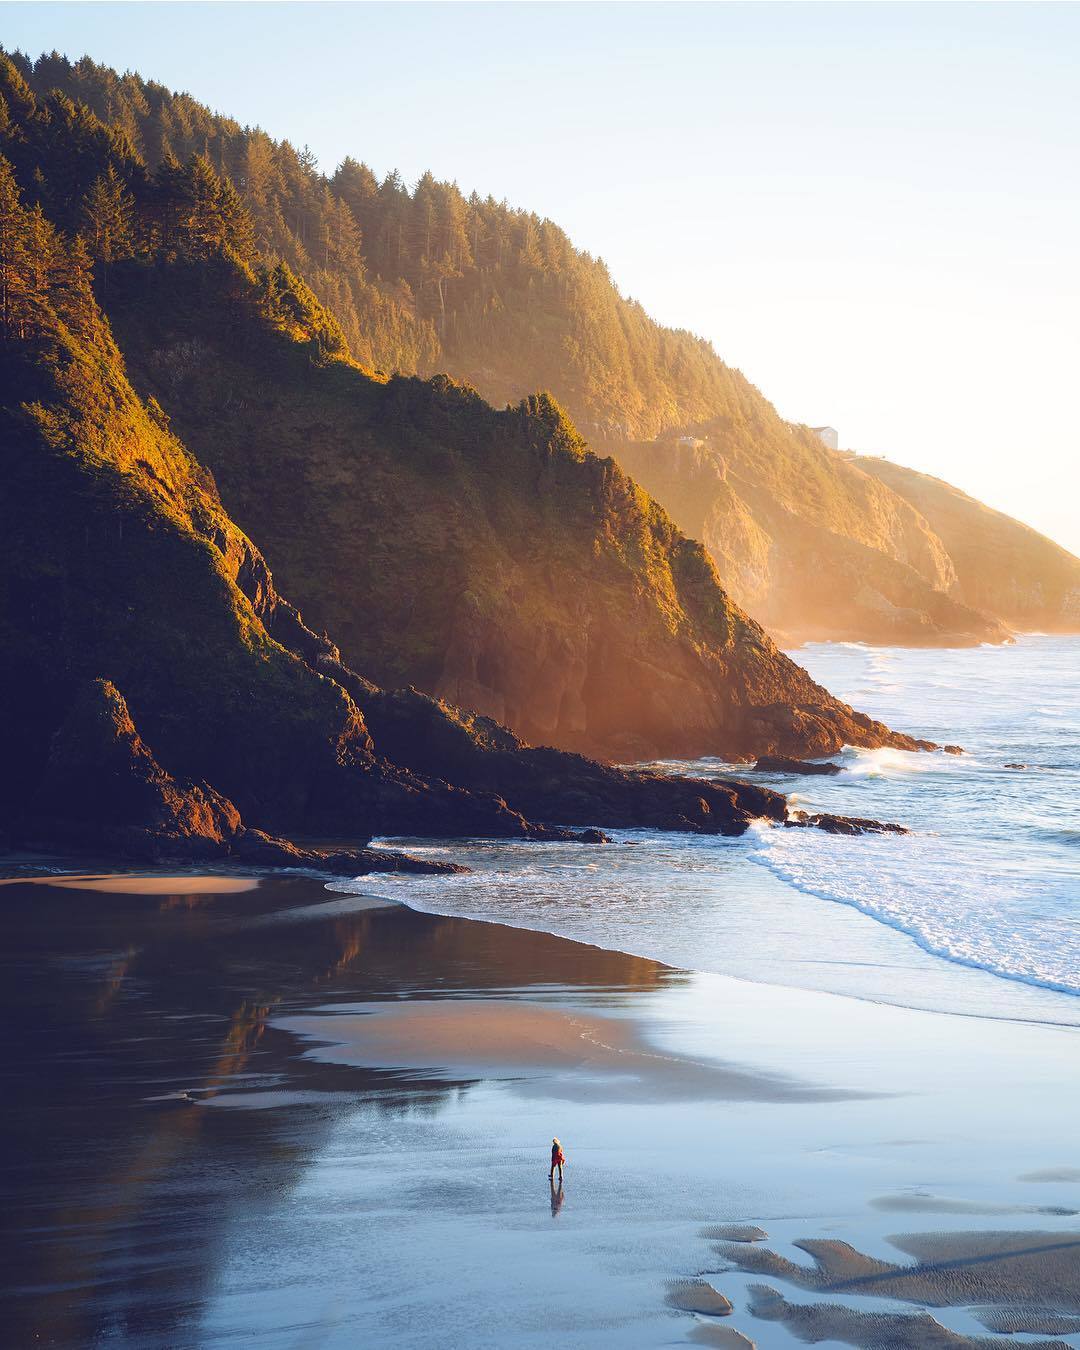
<box><xmin>811</xmin><ymin>425</ymin><xmax>839</xmax><ymax>450</ymax></box>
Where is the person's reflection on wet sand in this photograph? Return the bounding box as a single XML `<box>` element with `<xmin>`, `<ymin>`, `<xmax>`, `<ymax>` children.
<box><xmin>550</xmin><ymin>1178</ymin><xmax>565</xmax><ymax>1218</ymax></box>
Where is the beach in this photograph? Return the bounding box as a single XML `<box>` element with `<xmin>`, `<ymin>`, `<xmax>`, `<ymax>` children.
<box><xmin>4</xmin><ymin>870</ymin><xmax>1079</xmax><ymax>1349</ymax></box>
<box><xmin>1</xmin><ymin>14</ymin><xmax>1076</xmax><ymax>1347</ymax></box>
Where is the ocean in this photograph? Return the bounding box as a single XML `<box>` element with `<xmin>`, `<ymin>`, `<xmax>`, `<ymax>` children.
<box><xmin>8</xmin><ymin>636</ymin><xmax>1080</xmax><ymax>1348</ymax></box>
<box><xmin>348</xmin><ymin>635</ymin><xmax>1079</xmax><ymax>1026</ymax></box>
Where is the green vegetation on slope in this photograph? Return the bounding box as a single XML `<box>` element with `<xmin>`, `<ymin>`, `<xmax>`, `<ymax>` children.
<box><xmin>0</xmin><ymin>147</ymin><xmax>904</xmax><ymax>853</ymax></box>
<box><xmin>0</xmin><ymin>57</ymin><xmax>929</xmax><ymax>764</ymax></box>
<box><xmin>6</xmin><ymin>46</ymin><xmax>1064</xmax><ymax>647</ymax></box>
<box><xmin>5</xmin><ymin>47</ymin><xmax>740</xmax><ymax>437</ymax></box>
<box><xmin>0</xmin><ymin>154</ymin><xmax>377</xmax><ymax>831</ymax></box>
<box><xmin>106</xmin><ymin>255</ymin><xmax>912</xmax><ymax>761</ymax></box>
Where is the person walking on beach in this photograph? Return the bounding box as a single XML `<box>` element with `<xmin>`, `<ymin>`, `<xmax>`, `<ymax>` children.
<box><xmin>549</xmin><ymin>1136</ymin><xmax>566</xmax><ymax>1183</ymax></box>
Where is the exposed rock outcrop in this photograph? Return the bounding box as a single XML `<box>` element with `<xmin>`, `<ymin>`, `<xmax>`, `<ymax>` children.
<box><xmin>24</xmin><ymin>678</ymin><xmax>242</xmax><ymax>860</ymax></box>
<box><xmin>785</xmin><ymin>812</ymin><xmax>908</xmax><ymax>837</ymax></box>
<box><xmin>14</xmin><ymin>681</ymin><xmax>460</xmax><ymax>875</ymax></box>
<box><xmin>754</xmin><ymin>755</ymin><xmax>843</xmax><ymax>776</ymax></box>
<box><xmin>0</xmin><ymin>155</ymin><xmax>912</xmax><ymax>864</ymax></box>
<box><xmin>228</xmin><ymin>829</ymin><xmax>465</xmax><ymax>876</ymax></box>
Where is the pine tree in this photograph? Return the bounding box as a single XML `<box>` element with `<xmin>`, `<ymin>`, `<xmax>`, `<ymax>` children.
<box><xmin>150</xmin><ymin>151</ymin><xmax>186</xmax><ymax>254</ymax></box>
<box><xmin>216</xmin><ymin>174</ymin><xmax>256</xmax><ymax>263</ymax></box>
<box><xmin>241</xmin><ymin>131</ymin><xmax>279</xmax><ymax>213</ymax></box>
<box><xmin>329</xmin><ymin>157</ymin><xmax>379</xmax><ymax>228</ymax></box>
<box><xmin>23</xmin><ymin>204</ymin><xmax>56</xmax><ymax>316</ymax></box>
<box><xmin>317</xmin><ymin>185</ymin><xmax>363</xmax><ymax>276</ymax></box>
<box><xmin>81</xmin><ymin>164</ymin><xmax>136</xmax><ymax>266</ymax></box>
<box><xmin>51</xmin><ymin>230</ymin><xmax>95</xmax><ymax>333</ymax></box>
<box><xmin>0</xmin><ymin>52</ymin><xmax>37</xmax><ymax>124</ymax></box>
<box><xmin>0</xmin><ymin>154</ymin><xmax>32</xmax><ymax>339</ymax></box>
<box><xmin>177</xmin><ymin>152</ymin><xmax>227</xmax><ymax>257</ymax></box>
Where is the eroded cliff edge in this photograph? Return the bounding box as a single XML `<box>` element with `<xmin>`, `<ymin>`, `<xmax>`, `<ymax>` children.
<box><xmin>104</xmin><ymin>260</ymin><xmax>932</xmax><ymax>765</ymax></box>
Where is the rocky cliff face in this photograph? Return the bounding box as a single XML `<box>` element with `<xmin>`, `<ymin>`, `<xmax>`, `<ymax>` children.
<box><xmin>853</xmin><ymin>456</ymin><xmax>1080</xmax><ymax>633</ymax></box>
<box><xmin>0</xmin><ymin>182</ymin><xmax>906</xmax><ymax>861</ymax></box>
<box><xmin>29</xmin><ymin>678</ymin><xmax>244</xmax><ymax>858</ymax></box>
<box><xmin>616</xmin><ymin>426</ymin><xmax>1012</xmax><ymax>648</ymax></box>
<box><xmin>103</xmin><ymin>262</ymin><xmax>933</xmax><ymax>763</ymax></box>
<box><xmin>17</xmin><ymin>679</ymin><xmax>467</xmax><ymax>873</ymax></box>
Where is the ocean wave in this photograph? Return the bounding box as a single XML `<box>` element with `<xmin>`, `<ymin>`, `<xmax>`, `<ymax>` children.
<box><xmin>344</xmin><ymin>638</ymin><xmax>1080</xmax><ymax>1022</ymax></box>
<box><xmin>841</xmin><ymin>746</ymin><xmax>939</xmax><ymax>777</ymax></box>
<box><xmin>748</xmin><ymin>822</ymin><xmax>1080</xmax><ymax>999</ymax></box>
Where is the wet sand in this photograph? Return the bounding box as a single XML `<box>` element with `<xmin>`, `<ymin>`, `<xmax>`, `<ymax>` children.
<box><xmin>278</xmin><ymin>999</ymin><xmax>869</xmax><ymax>1102</ymax></box>
<box><xmin>3</xmin><ymin>871</ymin><xmax>1080</xmax><ymax>1349</ymax></box>
<box><xmin>0</xmin><ymin>873</ymin><xmax>262</xmax><ymax>893</ymax></box>
<box><xmin>716</xmin><ymin>1229</ymin><xmax>1080</xmax><ymax>1312</ymax></box>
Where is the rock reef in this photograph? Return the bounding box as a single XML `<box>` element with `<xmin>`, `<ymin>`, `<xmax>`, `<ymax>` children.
<box><xmin>753</xmin><ymin>755</ymin><xmax>843</xmax><ymax>776</ymax></box>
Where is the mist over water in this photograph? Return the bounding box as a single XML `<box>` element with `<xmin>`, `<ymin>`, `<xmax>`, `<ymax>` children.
<box><xmin>347</xmin><ymin>636</ymin><xmax>1080</xmax><ymax>1024</ymax></box>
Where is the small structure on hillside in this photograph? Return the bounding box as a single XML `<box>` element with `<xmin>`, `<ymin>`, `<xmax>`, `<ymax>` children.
<box><xmin>811</xmin><ymin>425</ymin><xmax>839</xmax><ymax>450</ymax></box>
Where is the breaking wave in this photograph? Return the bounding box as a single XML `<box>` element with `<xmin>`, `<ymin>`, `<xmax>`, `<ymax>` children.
<box><xmin>336</xmin><ymin>636</ymin><xmax>1080</xmax><ymax>1023</ymax></box>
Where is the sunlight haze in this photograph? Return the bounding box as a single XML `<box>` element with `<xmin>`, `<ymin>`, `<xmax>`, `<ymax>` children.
<box><xmin>4</xmin><ymin>0</ymin><xmax>1077</xmax><ymax>552</ymax></box>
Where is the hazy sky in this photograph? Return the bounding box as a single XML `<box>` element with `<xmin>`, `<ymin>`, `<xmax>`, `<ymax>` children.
<box><xmin>4</xmin><ymin>1</ymin><xmax>1078</xmax><ymax>553</ymax></box>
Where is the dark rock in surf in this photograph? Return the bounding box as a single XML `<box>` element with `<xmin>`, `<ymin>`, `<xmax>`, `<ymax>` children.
<box><xmin>231</xmin><ymin>829</ymin><xmax>463</xmax><ymax>876</ymax></box>
<box><xmin>337</xmin><ymin>681</ymin><xmax>789</xmax><ymax>837</ymax></box>
<box><xmin>754</xmin><ymin>755</ymin><xmax>843</xmax><ymax>776</ymax></box>
<box><xmin>785</xmin><ymin>810</ymin><xmax>908</xmax><ymax>837</ymax></box>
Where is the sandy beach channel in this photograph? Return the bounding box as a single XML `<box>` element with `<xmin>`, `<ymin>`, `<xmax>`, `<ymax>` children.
<box><xmin>3</xmin><ymin>870</ymin><xmax>1079</xmax><ymax>1348</ymax></box>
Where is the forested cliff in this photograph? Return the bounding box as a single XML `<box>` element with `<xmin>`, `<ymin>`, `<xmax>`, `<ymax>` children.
<box><xmin>7</xmin><ymin>48</ymin><xmax>1073</xmax><ymax>651</ymax></box>
<box><xmin>852</xmin><ymin>456</ymin><xmax>1080</xmax><ymax>634</ymax></box>
<box><xmin>0</xmin><ymin>150</ymin><xmax>839</xmax><ymax>855</ymax></box>
<box><xmin>0</xmin><ymin>48</ymin><xmax>932</xmax><ymax>866</ymax></box>
<box><xmin>5</xmin><ymin>49</ymin><xmax>1073</xmax><ymax>648</ymax></box>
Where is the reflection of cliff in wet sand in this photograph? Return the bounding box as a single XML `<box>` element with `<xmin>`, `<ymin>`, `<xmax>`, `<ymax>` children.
<box><xmin>6</xmin><ymin>872</ymin><xmax>1080</xmax><ymax>1350</ymax></box>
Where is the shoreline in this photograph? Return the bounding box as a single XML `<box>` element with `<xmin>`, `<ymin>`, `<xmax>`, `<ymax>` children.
<box><xmin>7</xmin><ymin>853</ymin><xmax>1080</xmax><ymax>1030</ymax></box>
<box><xmin>4</xmin><ymin>870</ymin><xmax>1080</xmax><ymax>1348</ymax></box>
<box><xmin>336</xmin><ymin>848</ymin><xmax>1080</xmax><ymax>1030</ymax></box>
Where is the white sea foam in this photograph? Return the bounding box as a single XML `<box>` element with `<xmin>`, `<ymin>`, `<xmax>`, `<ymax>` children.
<box><xmin>749</xmin><ymin>821</ymin><xmax>1080</xmax><ymax>998</ymax></box>
<box><xmin>341</xmin><ymin>636</ymin><xmax>1080</xmax><ymax>1022</ymax></box>
<box><xmin>842</xmin><ymin>746</ymin><xmax>931</xmax><ymax>777</ymax></box>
